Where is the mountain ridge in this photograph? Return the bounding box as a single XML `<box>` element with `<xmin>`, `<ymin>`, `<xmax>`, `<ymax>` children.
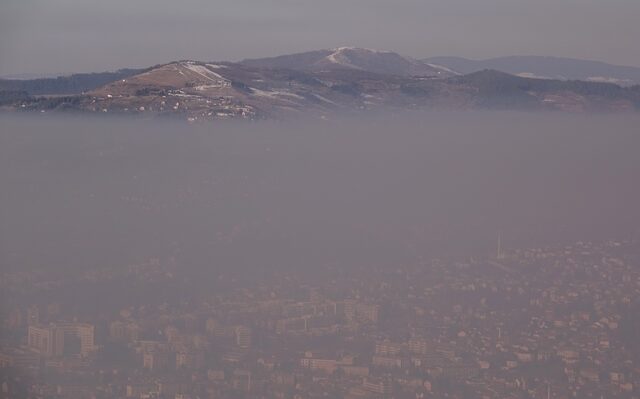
<box><xmin>424</xmin><ymin>55</ymin><xmax>640</xmax><ymax>86</ymax></box>
<box><xmin>2</xmin><ymin>49</ymin><xmax>639</xmax><ymax>120</ymax></box>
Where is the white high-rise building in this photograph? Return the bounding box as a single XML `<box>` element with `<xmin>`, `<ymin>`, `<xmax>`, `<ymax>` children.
<box><xmin>235</xmin><ymin>326</ymin><xmax>252</xmax><ymax>348</ymax></box>
<box><xmin>27</xmin><ymin>323</ymin><xmax>95</xmax><ymax>357</ymax></box>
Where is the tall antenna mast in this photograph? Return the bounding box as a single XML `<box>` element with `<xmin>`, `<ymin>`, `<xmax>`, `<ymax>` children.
<box><xmin>497</xmin><ymin>233</ymin><xmax>503</xmax><ymax>259</ymax></box>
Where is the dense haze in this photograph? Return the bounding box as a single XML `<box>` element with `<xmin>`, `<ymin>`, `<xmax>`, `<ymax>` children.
<box><xmin>2</xmin><ymin>112</ymin><xmax>639</xmax><ymax>276</ymax></box>
<box><xmin>4</xmin><ymin>1</ymin><xmax>640</xmax><ymax>397</ymax></box>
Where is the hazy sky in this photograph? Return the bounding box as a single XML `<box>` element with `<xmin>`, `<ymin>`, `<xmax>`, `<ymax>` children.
<box><xmin>1</xmin><ymin>0</ymin><xmax>640</xmax><ymax>76</ymax></box>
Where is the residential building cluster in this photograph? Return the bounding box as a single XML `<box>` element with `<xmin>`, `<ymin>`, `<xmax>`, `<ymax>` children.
<box><xmin>1</xmin><ymin>239</ymin><xmax>639</xmax><ymax>398</ymax></box>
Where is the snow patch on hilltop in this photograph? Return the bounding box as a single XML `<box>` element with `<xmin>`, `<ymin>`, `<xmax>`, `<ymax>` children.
<box><xmin>181</xmin><ymin>62</ymin><xmax>231</xmax><ymax>88</ymax></box>
<box><xmin>426</xmin><ymin>63</ymin><xmax>459</xmax><ymax>75</ymax></box>
<box><xmin>326</xmin><ymin>48</ymin><xmax>363</xmax><ymax>69</ymax></box>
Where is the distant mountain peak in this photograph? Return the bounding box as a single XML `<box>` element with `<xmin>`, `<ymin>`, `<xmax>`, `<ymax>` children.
<box><xmin>242</xmin><ymin>47</ymin><xmax>451</xmax><ymax>77</ymax></box>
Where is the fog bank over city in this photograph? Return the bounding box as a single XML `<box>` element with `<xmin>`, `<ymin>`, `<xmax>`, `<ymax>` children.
<box><xmin>2</xmin><ymin>112</ymin><xmax>640</xmax><ymax>276</ymax></box>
